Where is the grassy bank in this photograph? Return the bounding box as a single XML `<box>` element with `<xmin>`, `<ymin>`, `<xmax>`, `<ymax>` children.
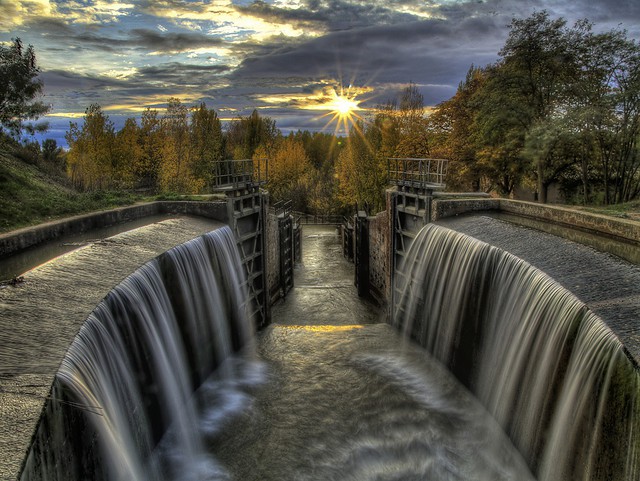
<box><xmin>576</xmin><ymin>200</ymin><xmax>640</xmax><ymax>221</ymax></box>
<box><xmin>0</xmin><ymin>150</ymin><xmax>141</xmax><ymax>234</ymax></box>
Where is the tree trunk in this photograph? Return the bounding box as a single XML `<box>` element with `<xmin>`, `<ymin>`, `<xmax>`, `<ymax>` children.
<box><xmin>581</xmin><ymin>153</ymin><xmax>589</xmax><ymax>205</ymax></box>
<box><xmin>537</xmin><ymin>160</ymin><xmax>547</xmax><ymax>203</ymax></box>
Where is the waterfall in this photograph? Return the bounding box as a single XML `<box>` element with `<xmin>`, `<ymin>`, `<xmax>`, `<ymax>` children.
<box><xmin>21</xmin><ymin>226</ymin><xmax>257</xmax><ymax>481</ymax></box>
<box><xmin>394</xmin><ymin>223</ymin><xmax>640</xmax><ymax>481</ymax></box>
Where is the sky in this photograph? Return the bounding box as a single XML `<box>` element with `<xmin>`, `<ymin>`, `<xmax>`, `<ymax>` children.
<box><xmin>2</xmin><ymin>0</ymin><xmax>640</xmax><ymax>146</ymax></box>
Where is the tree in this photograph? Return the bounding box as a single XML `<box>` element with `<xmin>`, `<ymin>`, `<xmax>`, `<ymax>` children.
<box><xmin>496</xmin><ymin>12</ymin><xmax>576</xmax><ymax>200</ymax></box>
<box><xmin>190</xmin><ymin>103</ymin><xmax>224</xmax><ymax>190</ymax></box>
<box><xmin>159</xmin><ymin>98</ymin><xmax>201</xmax><ymax>193</ymax></box>
<box><xmin>265</xmin><ymin>135</ymin><xmax>313</xmax><ymax>211</ymax></box>
<box><xmin>41</xmin><ymin>138</ymin><xmax>66</xmax><ymax>176</ymax></box>
<box><xmin>65</xmin><ymin>104</ymin><xmax>116</xmax><ymax>190</ymax></box>
<box><xmin>113</xmin><ymin>117</ymin><xmax>141</xmax><ymax>188</ymax></box>
<box><xmin>0</xmin><ymin>38</ymin><xmax>50</xmax><ymax>137</ymax></box>
<box><xmin>226</xmin><ymin>109</ymin><xmax>279</xmax><ymax>160</ymax></box>
<box><xmin>137</xmin><ymin>108</ymin><xmax>162</xmax><ymax>191</ymax></box>
<box><xmin>428</xmin><ymin>66</ymin><xmax>487</xmax><ymax>191</ymax></box>
<box><xmin>335</xmin><ymin>119</ymin><xmax>387</xmax><ymax>213</ymax></box>
<box><xmin>395</xmin><ymin>82</ymin><xmax>431</xmax><ymax>157</ymax></box>
<box><xmin>581</xmin><ymin>30</ymin><xmax>640</xmax><ymax>204</ymax></box>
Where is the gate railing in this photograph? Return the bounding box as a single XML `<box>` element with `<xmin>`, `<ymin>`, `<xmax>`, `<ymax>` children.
<box><xmin>292</xmin><ymin>211</ymin><xmax>350</xmax><ymax>225</ymax></box>
<box><xmin>212</xmin><ymin>158</ymin><xmax>268</xmax><ymax>190</ymax></box>
<box><xmin>387</xmin><ymin>157</ymin><xmax>448</xmax><ymax>189</ymax></box>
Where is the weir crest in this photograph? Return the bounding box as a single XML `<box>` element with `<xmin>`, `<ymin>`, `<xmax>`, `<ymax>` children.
<box><xmin>20</xmin><ymin>226</ymin><xmax>262</xmax><ymax>481</ymax></box>
<box><xmin>393</xmin><ymin>223</ymin><xmax>640</xmax><ymax>480</ymax></box>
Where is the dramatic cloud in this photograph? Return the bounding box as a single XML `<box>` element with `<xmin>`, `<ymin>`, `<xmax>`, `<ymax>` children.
<box><xmin>2</xmin><ymin>0</ymin><xmax>639</xmax><ymax>143</ymax></box>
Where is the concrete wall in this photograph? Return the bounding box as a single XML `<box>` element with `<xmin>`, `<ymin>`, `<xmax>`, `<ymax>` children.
<box><xmin>356</xmin><ymin>195</ymin><xmax>639</xmax><ymax>308</ymax></box>
<box><xmin>0</xmin><ymin>201</ymin><xmax>229</xmax><ymax>258</ymax></box>
<box><xmin>432</xmin><ymin>198</ymin><xmax>640</xmax><ymax>245</ymax></box>
<box><xmin>266</xmin><ymin>212</ymin><xmax>281</xmax><ymax>304</ymax></box>
<box><xmin>368</xmin><ymin>209</ymin><xmax>391</xmax><ymax>305</ymax></box>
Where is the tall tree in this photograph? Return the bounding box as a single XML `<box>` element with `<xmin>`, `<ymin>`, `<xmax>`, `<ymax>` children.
<box><xmin>428</xmin><ymin>66</ymin><xmax>487</xmax><ymax>191</ymax></box>
<box><xmin>473</xmin><ymin>11</ymin><xmax>578</xmax><ymax>200</ymax></box>
<box><xmin>265</xmin><ymin>135</ymin><xmax>313</xmax><ymax>211</ymax></box>
<box><xmin>226</xmin><ymin>109</ymin><xmax>279</xmax><ymax>160</ymax></box>
<box><xmin>65</xmin><ymin>104</ymin><xmax>116</xmax><ymax>190</ymax></box>
<box><xmin>395</xmin><ymin>82</ymin><xmax>431</xmax><ymax>157</ymax></box>
<box><xmin>113</xmin><ymin>117</ymin><xmax>141</xmax><ymax>188</ymax></box>
<box><xmin>159</xmin><ymin>98</ymin><xmax>201</xmax><ymax>193</ymax></box>
<box><xmin>0</xmin><ymin>38</ymin><xmax>50</xmax><ymax>137</ymax></box>
<box><xmin>137</xmin><ymin>108</ymin><xmax>162</xmax><ymax>192</ymax></box>
<box><xmin>336</xmin><ymin>120</ymin><xmax>387</xmax><ymax>213</ymax></box>
<box><xmin>190</xmin><ymin>103</ymin><xmax>224</xmax><ymax>190</ymax></box>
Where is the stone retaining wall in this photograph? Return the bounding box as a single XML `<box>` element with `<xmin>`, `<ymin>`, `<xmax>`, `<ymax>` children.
<box><xmin>0</xmin><ymin>201</ymin><xmax>229</xmax><ymax>258</ymax></box>
<box><xmin>432</xmin><ymin>198</ymin><xmax>640</xmax><ymax>245</ymax></box>
<box><xmin>368</xmin><ymin>210</ymin><xmax>391</xmax><ymax>305</ymax></box>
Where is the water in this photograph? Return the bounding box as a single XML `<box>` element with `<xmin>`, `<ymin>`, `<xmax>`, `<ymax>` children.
<box><xmin>20</xmin><ymin>222</ymin><xmax>640</xmax><ymax>480</ymax></box>
<box><xmin>0</xmin><ymin>214</ymin><xmax>175</xmax><ymax>282</ymax></box>
<box><xmin>20</xmin><ymin>226</ymin><xmax>261</xmax><ymax>481</ymax></box>
<box><xmin>207</xmin><ymin>225</ymin><xmax>534</xmax><ymax>481</ymax></box>
<box><xmin>394</xmin><ymin>223</ymin><xmax>640</xmax><ymax>480</ymax></box>
<box><xmin>210</xmin><ymin>323</ymin><xmax>535</xmax><ymax>481</ymax></box>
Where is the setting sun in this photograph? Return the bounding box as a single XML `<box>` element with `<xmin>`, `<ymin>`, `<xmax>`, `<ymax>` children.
<box><xmin>330</xmin><ymin>92</ymin><xmax>359</xmax><ymax>116</ymax></box>
<box><xmin>318</xmin><ymin>85</ymin><xmax>367</xmax><ymax>135</ymax></box>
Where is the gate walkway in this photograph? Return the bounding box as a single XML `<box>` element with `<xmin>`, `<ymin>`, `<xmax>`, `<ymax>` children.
<box><xmin>272</xmin><ymin>224</ymin><xmax>381</xmax><ymax>326</ymax></box>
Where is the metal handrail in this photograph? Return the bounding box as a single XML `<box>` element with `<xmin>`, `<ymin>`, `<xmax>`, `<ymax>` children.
<box><xmin>271</xmin><ymin>199</ymin><xmax>292</xmax><ymax>217</ymax></box>
<box><xmin>387</xmin><ymin>157</ymin><xmax>448</xmax><ymax>189</ymax></box>
<box><xmin>291</xmin><ymin>211</ymin><xmax>350</xmax><ymax>225</ymax></box>
<box><xmin>212</xmin><ymin>158</ymin><xmax>268</xmax><ymax>190</ymax></box>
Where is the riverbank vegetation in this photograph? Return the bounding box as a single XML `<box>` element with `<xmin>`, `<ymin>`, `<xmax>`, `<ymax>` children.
<box><xmin>0</xmin><ymin>138</ymin><xmax>140</xmax><ymax>233</ymax></box>
<box><xmin>2</xmin><ymin>11</ymin><xmax>640</xmax><ymax>233</ymax></box>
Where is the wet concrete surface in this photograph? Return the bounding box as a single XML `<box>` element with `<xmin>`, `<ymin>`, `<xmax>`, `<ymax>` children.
<box><xmin>437</xmin><ymin>214</ymin><xmax>640</xmax><ymax>364</ymax></box>
<box><xmin>271</xmin><ymin>225</ymin><xmax>382</xmax><ymax>326</ymax></box>
<box><xmin>0</xmin><ymin>217</ymin><xmax>222</xmax><ymax>481</ymax></box>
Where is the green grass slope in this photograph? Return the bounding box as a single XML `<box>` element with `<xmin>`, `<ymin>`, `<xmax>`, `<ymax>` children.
<box><xmin>0</xmin><ymin>149</ymin><xmax>139</xmax><ymax>234</ymax></box>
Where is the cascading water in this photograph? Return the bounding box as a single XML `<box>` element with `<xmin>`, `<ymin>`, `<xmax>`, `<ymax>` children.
<box><xmin>20</xmin><ymin>226</ymin><xmax>261</xmax><ymax>481</ymax></box>
<box><xmin>394</xmin><ymin>223</ymin><xmax>640</xmax><ymax>481</ymax></box>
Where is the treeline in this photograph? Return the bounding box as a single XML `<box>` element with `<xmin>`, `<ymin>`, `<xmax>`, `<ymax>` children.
<box><xmin>338</xmin><ymin>11</ymin><xmax>640</xmax><ymax>209</ymax></box>
<box><xmin>9</xmin><ymin>11</ymin><xmax>640</xmax><ymax>217</ymax></box>
<box><xmin>64</xmin><ymin>100</ymin><xmax>344</xmax><ymax>213</ymax></box>
<box><xmin>334</xmin><ymin>83</ymin><xmax>430</xmax><ymax>213</ymax></box>
<box><xmin>433</xmin><ymin>11</ymin><xmax>640</xmax><ymax>205</ymax></box>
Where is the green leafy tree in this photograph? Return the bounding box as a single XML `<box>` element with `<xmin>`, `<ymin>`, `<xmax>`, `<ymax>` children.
<box><xmin>190</xmin><ymin>102</ymin><xmax>224</xmax><ymax>190</ymax></box>
<box><xmin>0</xmin><ymin>38</ymin><xmax>50</xmax><ymax>137</ymax></box>
<box><xmin>226</xmin><ymin>109</ymin><xmax>279</xmax><ymax>159</ymax></box>
<box><xmin>466</xmin><ymin>12</ymin><xmax>580</xmax><ymax>199</ymax></box>
<box><xmin>159</xmin><ymin>98</ymin><xmax>201</xmax><ymax>193</ymax></box>
<box><xmin>41</xmin><ymin>138</ymin><xmax>66</xmax><ymax>176</ymax></box>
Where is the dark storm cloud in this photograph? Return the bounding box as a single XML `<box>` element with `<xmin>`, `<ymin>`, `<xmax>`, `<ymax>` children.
<box><xmin>236</xmin><ymin>0</ymin><xmax>419</xmax><ymax>32</ymax></box>
<box><xmin>42</xmin><ymin>62</ymin><xmax>231</xmax><ymax>98</ymax></box>
<box><xmin>41</xmin><ymin>70</ymin><xmax>129</xmax><ymax>93</ymax></box>
<box><xmin>129</xmin><ymin>29</ymin><xmax>226</xmax><ymax>53</ymax></box>
<box><xmin>232</xmin><ymin>15</ymin><xmax>505</xmax><ymax>98</ymax></box>
<box><xmin>19</xmin><ymin>17</ymin><xmax>226</xmax><ymax>55</ymax></box>
<box><xmin>135</xmin><ymin>62</ymin><xmax>234</xmax><ymax>88</ymax></box>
